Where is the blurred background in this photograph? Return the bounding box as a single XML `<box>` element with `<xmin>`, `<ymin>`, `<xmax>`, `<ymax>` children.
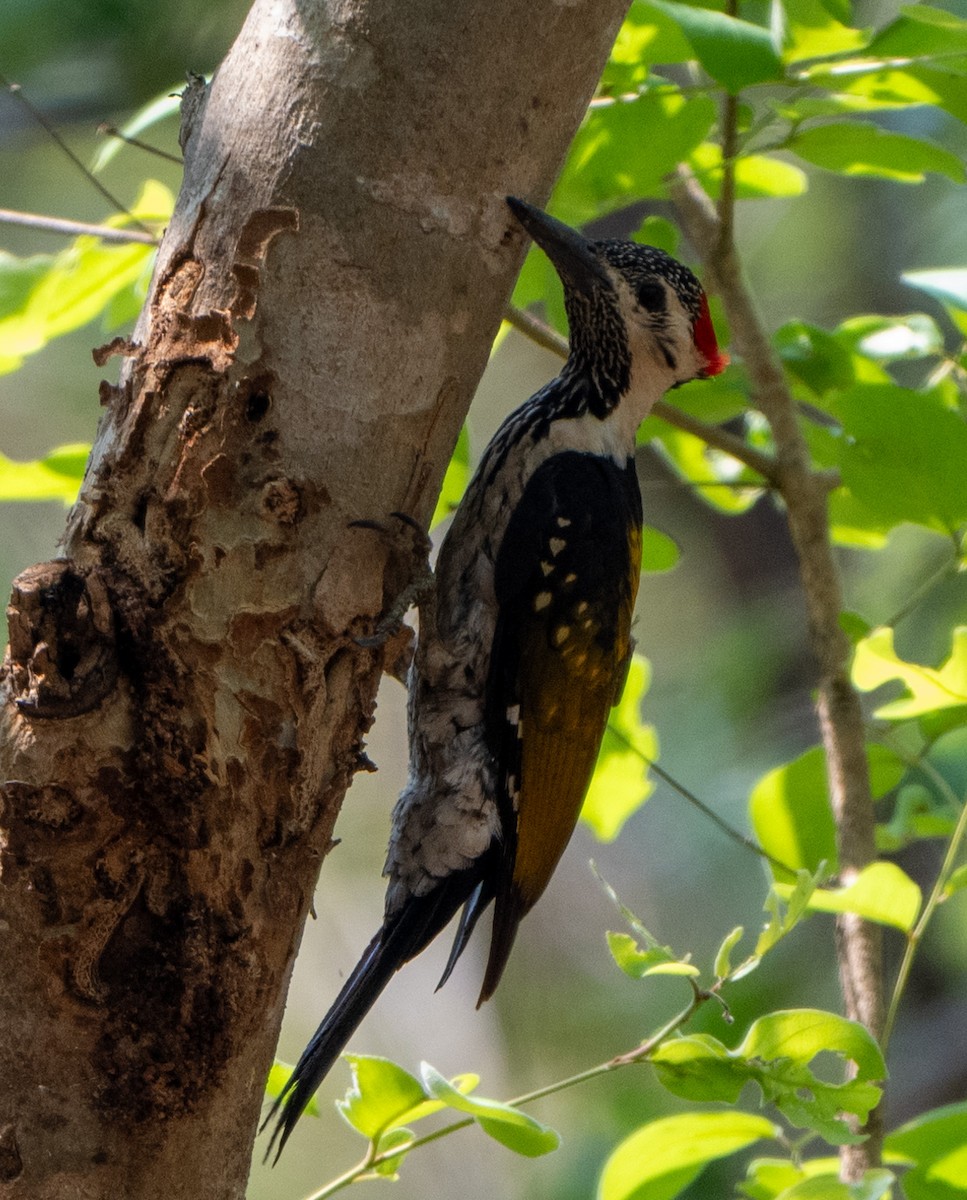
<box><xmin>2</xmin><ymin>1</ymin><xmax>966</xmax><ymax>1197</ymax></box>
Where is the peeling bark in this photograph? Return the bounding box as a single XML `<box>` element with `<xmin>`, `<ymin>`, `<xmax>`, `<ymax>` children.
<box><xmin>0</xmin><ymin>1</ymin><xmax>630</xmax><ymax>1196</ymax></box>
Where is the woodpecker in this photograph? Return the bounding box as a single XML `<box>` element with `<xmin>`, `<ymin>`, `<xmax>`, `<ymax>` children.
<box><xmin>266</xmin><ymin>196</ymin><xmax>727</xmax><ymax>1157</ymax></box>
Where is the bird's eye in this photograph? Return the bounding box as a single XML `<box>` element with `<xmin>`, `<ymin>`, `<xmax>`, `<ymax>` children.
<box><xmin>635</xmin><ymin>279</ymin><xmax>666</xmax><ymax>312</ymax></box>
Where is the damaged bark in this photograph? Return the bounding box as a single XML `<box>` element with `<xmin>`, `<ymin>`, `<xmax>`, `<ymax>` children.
<box><xmin>0</xmin><ymin>1</ymin><xmax>630</xmax><ymax>1197</ymax></box>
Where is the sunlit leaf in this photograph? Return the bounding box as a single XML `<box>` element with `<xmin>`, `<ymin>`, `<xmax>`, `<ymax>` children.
<box><xmin>583</xmin><ymin>655</ymin><xmax>657</xmax><ymax>841</ymax></box>
<box><xmin>780</xmin><ymin>861</ymin><xmax>922</xmax><ymax>931</ymax></box>
<box><xmin>820</xmin><ymin>65</ymin><xmax>967</xmax><ymax>127</ymax></box>
<box><xmin>714</xmin><ymin>925</ymin><xmax>745</xmax><ymax>980</ymax></box>
<box><xmin>689</xmin><ymin>143</ymin><xmax>808</xmax><ymax>199</ymax></box>
<box><xmin>607</xmin><ymin>930</ymin><xmax>699</xmax><ymax>978</ymax></box>
<box><xmin>554</xmin><ymin>91</ymin><xmax>717</xmax><ymax>223</ymax></box>
<box><xmin>749</xmin><ymin>747</ymin><xmax>839</xmax><ymax>879</ymax></box>
<box><xmin>601</xmin><ymin>0</ymin><xmax>693</xmax><ymax>92</ymax></box>
<box><xmin>886</xmin><ymin>1101</ymin><xmax>967</xmax><ymax>1200</ymax></box>
<box><xmin>633</xmin><ymin>215</ymin><xmax>680</xmax><ymax>255</ymax></box>
<box><xmin>598</xmin><ymin>1111</ymin><xmax>778</xmax><ymax>1200</ymax></box>
<box><xmin>0</xmin><ymin>180</ymin><xmax>171</xmax><ymax>374</ymax></box>
<box><xmin>641</xmin><ymin>525</ymin><xmax>680</xmax><ymax>572</ymax></box>
<box><xmin>779</xmin><ymin>0</ymin><xmax>870</xmax><ymax>64</ymax></box>
<box><xmin>835</xmin><ymin>313</ymin><xmax>945</xmax><ymax>362</ymax></box>
<box><xmin>787</xmin><ymin>123</ymin><xmax>965</xmax><ymax>184</ymax></box>
<box><xmin>774</xmin><ymin>1171</ymin><xmax>895</xmax><ymax>1199</ymax></box>
<box><xmin>420</xmin><ymin>1063</ymin><xmax>559</xmax><ymax>1157</ymax></box>
<box><xmin>337</xmin><ymin>1056</ymin><xmax>427</xmax><ymax>1139</ymax></box>
<box><xmin>0</xmin><ymin>442</ymin><xmax>90</xmax><ymax>504</ymax></box>
<box><xmin>852</xmin><ymin>626</ymin><xmax>967</xmax><ymax>719</ymax></box>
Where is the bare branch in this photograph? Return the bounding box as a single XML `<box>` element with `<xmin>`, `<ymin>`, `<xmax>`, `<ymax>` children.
<box><xmin>672</xmin><ymin>162</ymin><xmax>884</xmax><ymax>1176</ymax></box>
<box><xmin>1</xmin><ymin>75</ymin><xmax>155</xmax><ymax>236</ymax></box>
<box><xmin>0</xmin><ymin>207</ymin><xmax>160</xmax><ymax>245</ymax></box>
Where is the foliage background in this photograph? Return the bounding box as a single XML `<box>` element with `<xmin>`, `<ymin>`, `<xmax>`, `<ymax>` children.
<box><xmin>2</xmin><ymin>1</ymin><xmax>966</xmax><ymax>1197</ymax></box>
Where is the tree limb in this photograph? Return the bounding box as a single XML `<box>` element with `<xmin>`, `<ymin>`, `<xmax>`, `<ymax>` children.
<box><xmin>0</xmin><ymin>1</ymin><xmax>631</xmax><ymax>1195</ymax></box>
<box><xmin>672</xmin><ymin>164</ymin><xmax>884</xmax><ymax>1176</ymax></box>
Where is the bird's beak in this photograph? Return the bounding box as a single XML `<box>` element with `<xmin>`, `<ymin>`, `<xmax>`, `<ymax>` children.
<box><xmin>506</xmin><ymin>196</ymin><xmax>612</xmax><ymax>295</ymax></box>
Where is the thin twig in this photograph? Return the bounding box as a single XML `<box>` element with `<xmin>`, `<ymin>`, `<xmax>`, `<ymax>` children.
<box><xmin>882</xmin><ymin>759</ymin><xmax>967</xmax><ymax>1051</ymax></box>
<box><xmin>301</xmin><ymin>994</ymin><xmax>706</xmax><ymax>1200</ymax></box>
<box><xmin>0</xmin><ymin>207</ymin><xmax>160</xmax><ymax>246</ymax></box>
<box><xmin>671</xmin><ymin>159</ymin><xmax>884</xmax><ymax>1176</ymax></box>
<box><xmin>97</xmin><ymin>123</ymin><xmax>183</xmax><ymax>165</ymax></box>
<box><xmin>1</xmin><ymin>75</ymin><xmax>155</xmax><ymax>236</ymax></box>
<box><xmin>606</xmin><ymin>723</ymin><xmax>795</xmax><ymax>875</ymax></box>
<box><xmin>503</xmin><ymin>303</ymin><xmax>780</xmax><ymax>483</ymax></box>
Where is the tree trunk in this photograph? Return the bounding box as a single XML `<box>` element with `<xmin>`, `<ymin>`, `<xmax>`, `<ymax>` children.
<box><xmin>0</xmin><ymin>1</ymin><xmax>629</xmax><ymax>1196</ymax></box>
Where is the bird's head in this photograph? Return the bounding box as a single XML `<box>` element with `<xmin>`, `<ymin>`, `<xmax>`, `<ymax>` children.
<box><xmin>507</xmin><ymin>196</ymin><xmax>728</xmax><ymax>417</ymax></box>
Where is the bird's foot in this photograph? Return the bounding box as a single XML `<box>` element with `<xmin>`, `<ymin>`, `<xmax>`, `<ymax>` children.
<box><xmin>350</xmin><ymin>512</ymin><xmax>435</xmax><ymax>652</ymax></box>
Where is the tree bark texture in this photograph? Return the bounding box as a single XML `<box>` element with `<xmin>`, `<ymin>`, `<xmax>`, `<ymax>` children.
<box><xmin>0</xmin><ymin>1</ymin><xmax>630</xmax><ymax>1196</ymax></box>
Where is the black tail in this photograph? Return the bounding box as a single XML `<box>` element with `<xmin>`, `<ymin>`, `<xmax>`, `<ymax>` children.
<box><xmin>264</xmin><ymin>868</ymin><xmax>490</xmax><ymax>1161</ymax></box>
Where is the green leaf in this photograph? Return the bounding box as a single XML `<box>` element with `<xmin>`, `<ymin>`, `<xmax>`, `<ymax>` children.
<box><xmin>735</xmin><ymin>1009</ymin><xmax>885</xmax><ymax>1143</ymax></box>
<box><xmin>776</xmin><ymin>1172</ymin><xmax>895</xmax><ymax>1199</ymax></box>
<box><xmin>606</xmin><ymin>930</ymin><xmax>700</xmax><ymax>978</ymax></box>
<box><xmin>780</xmin><ymin>861</ymin><xmax>922</xmax><ymax>931</ymax></box>
<box><xmin>371</xmin><ymin>1126</ymin><xmax>414</xmax><ymax>1178</ymax></box>
<box><xmin>737</xmin><ymin>1008</ymin><xmax>886</xmax><ymax>1083</ymax></box>
<box><xmin>431</xmin><ymin>425</ymin><xmax>470</xmax><ymax>527</ymax></box>
<box><xmin>852</xmin><ymin>626</ymin><xmax>967</xmax><ymax>719</ymax></box>
<box><xmin>689</xmin><ymin>143</ymin><xmax>809</xmax><ymax>199</ymax></box>
<box><xmin>820</xmin><ymin>65</ymin><xmax>967</xmax><ymax>127</ymax></box>
<box><xmin>877</xmin><ymin>782</ymin><xmax>959</xmax><ymax>852</ymax></box>
<box><xmin>835</xmin><ymin>313</ymin><xmax>945</xmax><ymax>362</ymax></box>
<box><xmin>651</xmin><ymin>1034</ymin><xmax>750</xmax><ymax>1103</ymax></box>
<box><xmin>598</xmin><ymin>1111</ymin><xmax>778</xmax><ymax>1200</ymax></box>
<box><xmin>643</xmin><ymin>0</ymin><xmax>784</xmax><ymax>92</ymax></box>
<box><xmin>779</xmin><ymin>0</ymin><xmax>871</xmax><ymax>64</ymax></box>
<box><xmin>827</xmin><ymin>385</ymin><xmax>967</xmax><ymax>537</ymax></box>
<box><xmin>641</xmin><ymin>525</ymin><xmax>680</xmax><ymax>572</ymax></box>
<box><xmin>904</xmin><ymin>268</ymin><xmax>967</xmax><ymax>339</ymax></box>
<box><xmin>714</xmin><ymin>925</ymin><xmax>745</xmax><ymax>980</ymax></box>
<box><xmin>886</xmin><ymin>1101</ymin><xmax>967</xmax><ymax>1200</ymax></box>
<box><xmin>633</xmin><ymin>215</ymin><xmax>680</xmax><ymax>255</ymax></box>
<box><xmin>749</xmin><ymin>747</ymin><xmax>839</xmax><ymax>879</ymax></box>
<box><xmin>787</xmin><ymin>123</ymin><xmax>966</xmax><ymax>184</ymax></box>
<box><xmin>944</xmin><ymin>864</ymin><xmax>967</xmax><ymax>898</ymax></box>
<box><xmin>555</xmin><ymin>91</ymin><xmax>717</xmax><ymax>221</ymax></box>
<box><xmin>583</xmin><ymin>655</ymin><xmax>657</xmax><ymax>841</ymax></box>
<box><xmin>0</xmin><ymin>181</ymin><xmax>170</xmax><ymax>374</ymax></box>
<box><xmin>602</xmin><ymin>0</ymin><xmax>693</xmax><ymax>92</ymax></box>
<box><xmin>755</xmin><ymin>870</ymin><xmax>822</xmax><ymax>959</ymax></box>
<box><xmin>774</xmin><ymin>320</ymin><xmax>878</xmax><ymax>397</ymax></box>
<box><xmin>420</xmin><ymin>1063</ymin><xmax>559</xmax><ymax>1157</ymax></box>
<box><xmin>0</xmin><ymin>443</ymin><xmax>90</xmax><ymax>504</ymax></box>
<box><xmin>866</xmin><ymin>4</ymin><xmax>967</xmax><ymax>59</ymax></box>
<box><xmin>337</xmin><ymin>1056</ymin><xmax>427</xmax><ymax>1139</ymax></box>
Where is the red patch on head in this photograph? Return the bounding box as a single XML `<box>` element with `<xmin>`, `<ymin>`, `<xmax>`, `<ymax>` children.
<box><xmin>694</xmin><ymin>293</ymin><xmax>729</xmax><ymax>377</ymax></box>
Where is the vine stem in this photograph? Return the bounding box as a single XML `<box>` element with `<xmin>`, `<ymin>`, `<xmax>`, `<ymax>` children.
<box><xmin>301</xmin><ymin>994</ymin><xmax>706</xmax><ymax>1200</ymax></box>
<box><xmin>882</xmin><ymin>758</ymin><xmax>967</xmax><ymax>1051</ymax></box>
<box><xmin>671</xmin><ymin>118</ymin><xmax>884</xmax><ymax>1177</ymax></box>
